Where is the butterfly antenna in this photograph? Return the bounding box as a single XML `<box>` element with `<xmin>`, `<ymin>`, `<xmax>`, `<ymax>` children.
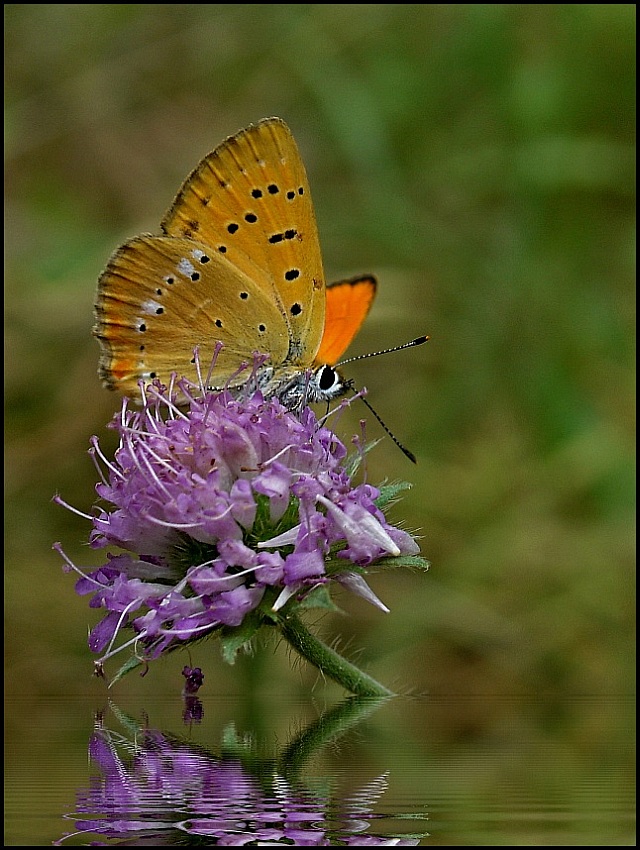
<box><xmin>349</xmin><ymin>386</ymin><xmax>417</xmax><ymax>464</ymax></box>
<box><xmin>337</xmin><ymin>336</ymin><xmax>428</xmax><ymax>463</ymax></box>
<box><xmin>336</xmin><ymin>335</ymin><xmax>429</xmax><ymax>367</ymax></box>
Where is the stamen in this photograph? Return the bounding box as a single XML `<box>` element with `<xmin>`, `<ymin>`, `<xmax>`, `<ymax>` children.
<box><xmin>260</xmin><ymin>443</ymin><xmax>297</xmax><ymax>468</ymax></box>
<box><xmin>142</xmin><ymin>513</ymin><xmax>203</xmax><ymax>530</ymax></box>
<box><xmin>192</xmin><ymin>344</ymin><xmax>205</xmax><ymax>395</ymax></box>
<box><xmin>224</xmin><ymin>360</ymin><xmax>252</xmax><ymax>392</ymax></box>
<box><xmin>52</xmin><ymin>495</ymin><xmax>95</xmax><ymax>522</ymax></box>
<box><xmin>203</xmin><ymin>341</ymin><xmax>224</xmax><ymax>390</ymax></box>
<box><xmin>166</xmin><ymin>371</ymin><xmax>177</xmax><ymax>412</ymax></box>
<box><xmin>137</xmin><ymin>379</ymin><xmax>148</xmax><ymax>407</ymax></box>
<box><xmin>103</xmin><ymin>597</ymin><xmax>143</xmax><ymax>659</ymax></box>
<box><xmin>316</xmin><ymin>389</ymin><xmax>364</xmax><ymax>427</ymax></box>
<box><xmin>97</xmin><ymin>630</ymin><xmax>144</xmax><ymax>667</ymax></box>
<box><xmin>146</xmin><ymin>384</ymin><xmax>189</xmax><ymax>420</ymax></box>
<box><xmin>137</xmin><ymin>447</ymin><xmax>175</xmax><ymax>500</ymax></box>
<box><xmin>89</xmin><ymin>436</ymin><xmax>124</xmax><ymax>480</ymax></box>
<box><xmin>88</xmin><ymin>447</ymin><xmax>109</xmax><ymax>487</ymax></box>
<box><xmin>52</xmin><ymin>542</ymin><xmax>109</xmax><ymax>587</ymax></box>
<box><xmin>163</xmin><ymin>618</ymin><xmax>222</xmax><ymax>639</ymax></box>
<box><xmin>119</xmin><ymin>396</ymin><xmax>130</xmax><ymax>429</ymax></box>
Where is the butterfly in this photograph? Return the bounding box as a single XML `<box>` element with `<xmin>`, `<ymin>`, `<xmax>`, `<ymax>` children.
<box><xmin>94</xmin><ymin>117</ymin><xmax>380</xmax><ymax>411</ymax></box>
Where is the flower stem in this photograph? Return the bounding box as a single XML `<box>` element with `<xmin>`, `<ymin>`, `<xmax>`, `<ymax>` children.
<box><xmin>278</xmin><ymin>613</ymin><xmax>395</xmax><ymax>698</ymax></box>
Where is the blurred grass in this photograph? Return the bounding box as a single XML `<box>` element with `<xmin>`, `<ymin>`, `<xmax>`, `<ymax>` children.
<box><xmin>4</xmin><ymin>4</ymin><xmax>635</xmax><ymax>711</ymax></box>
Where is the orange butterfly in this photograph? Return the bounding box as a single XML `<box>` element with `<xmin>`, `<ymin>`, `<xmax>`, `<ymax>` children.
<box><xmin>94</xmin><ymin>117</ymin><xmax>379</xmax><ymax>410</ymax></box>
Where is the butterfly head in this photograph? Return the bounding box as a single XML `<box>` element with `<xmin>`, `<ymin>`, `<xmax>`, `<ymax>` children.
<box><xmin>255</xmin><ymin>361</ymin><xmax>350</xmax><ymax>411</ymax></box>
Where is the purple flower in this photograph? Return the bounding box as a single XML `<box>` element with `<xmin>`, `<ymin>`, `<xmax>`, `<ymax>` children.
<box><xmin>181</xmin><ymin>665</ymin><xmax>204</xmax><ymax>695</ymax></box>
<box><xmin>55</xmin><ymin>377</ymin><xmax>425</xmax><ymax>682</ymax></box>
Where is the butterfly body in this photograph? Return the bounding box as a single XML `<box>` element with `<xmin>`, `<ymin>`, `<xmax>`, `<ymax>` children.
<box><xmin>94</xmin><ymin>118</ymin><xmax>377</xmax><ymax>407</ymax></box>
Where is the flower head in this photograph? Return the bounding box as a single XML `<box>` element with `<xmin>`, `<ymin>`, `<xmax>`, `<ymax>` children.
<box><xmin>55</xmin><ymin>375</ymin><xmax>425</xmax><ymax>686</ymax></box>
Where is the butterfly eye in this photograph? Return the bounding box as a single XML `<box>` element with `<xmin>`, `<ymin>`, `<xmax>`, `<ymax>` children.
<box><xmin>317</xmin><ymin>365</ymin><xmax>341</xmax><ymax>392</ymax></box>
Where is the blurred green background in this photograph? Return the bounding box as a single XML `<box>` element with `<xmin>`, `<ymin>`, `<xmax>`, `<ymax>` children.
<box><xmin>5</xmin><ymin>4</ymin><xmax>635</xmax><ymax>710</ymax></box>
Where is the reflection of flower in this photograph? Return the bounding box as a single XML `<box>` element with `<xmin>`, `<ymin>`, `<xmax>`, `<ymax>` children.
<box><xmin>55</xmin><ymin>375</ymin><xmax>428</xmax><ymax>693</ymax></box>
<box><xmin>55</xmin><ymin>702</ymin><xmax>426</xmax><ymax>846</ymax></box>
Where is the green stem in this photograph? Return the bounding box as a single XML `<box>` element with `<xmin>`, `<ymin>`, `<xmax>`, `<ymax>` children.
<box><xmin>278</xmin><ymin>613</ymin><xmax>395</xmax><ymax>698</ymax></box>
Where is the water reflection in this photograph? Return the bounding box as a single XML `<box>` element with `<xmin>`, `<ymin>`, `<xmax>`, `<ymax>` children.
<box><xmin>56</xmin><ymin>698</ymin><xmax>427</xmax><ymax>846</ymax></box>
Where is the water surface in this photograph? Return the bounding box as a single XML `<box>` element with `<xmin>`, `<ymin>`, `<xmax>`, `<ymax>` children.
<box><xmin>5</xmin><ymin>692</ymin><xmax>634</xmax><ymax>845</ymax></box>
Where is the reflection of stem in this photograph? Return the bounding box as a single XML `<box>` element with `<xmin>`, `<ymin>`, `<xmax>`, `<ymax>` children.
<box><xmin>279</xmin><ymin>695</ymin><xmax>390</xmax><ymax>776</ymax></box>
<box><xmin>278</xmin><ymin>613</ymin><xmax>395</xmax><ymax>698</ymax></box>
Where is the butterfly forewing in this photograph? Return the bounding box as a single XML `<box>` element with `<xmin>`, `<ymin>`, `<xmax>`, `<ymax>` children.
<box><xmin>161</xmin><ymin>118</ymin><xmax>326</xmax><ymax>368</ymax></box>
<box><xmin>94</xmin><ymin>235</ymin><xmax>289</xmax><ymax>396</ymax></box>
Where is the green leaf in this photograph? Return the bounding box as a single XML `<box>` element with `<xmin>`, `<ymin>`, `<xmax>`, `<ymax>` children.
<box><xmin>298</xmin><ymin>584</ymin><xmax>340</xmax><ymax>611</ymax></box>
<box><xmin>375</xmin><ymin>480</ymin><xmax>413</xmax><ymax>509</ymax></box>
<box><xmin>373</xmin><ymin>554</ymin><xmax>430</xmax><ymax>571</ymax></box>
<box><xmin>344</xmin><ymin>439</ymin><xmax>383</xmax><ymax>477</ymax></box>
<box><xmin>219</xmin><ymin>612</ymin><xmax>263</xmax><ymax>665</ymax></box>
<box><xmin>108</xmin><ymin>653</ymin><xmax>147</xmax><ymax>687</ymax></box>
